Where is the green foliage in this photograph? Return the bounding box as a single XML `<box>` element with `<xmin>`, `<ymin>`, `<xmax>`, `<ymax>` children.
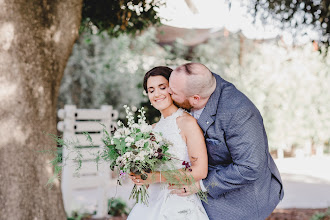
<box><xmin>58</xmin><ymin>28</ymin><xmax>173</xmax><ymax>119</ymax></box>
<box><xmin>250</xmin><ymin>0</ymin><xmax>330</xmax><ymax>48</ymax></box>
<box><xmin>108</xmin><ymin>198</ymin><xmax>129</xmax><ymax>217</ymax></box>
<box><xmin>310</xmin><ymin>208</ymin><xmax>330</xmax><ymax>220</ymax></box>
<box><xmin>59</xmin><ymin>27</ymin><xmax>330</xmax><ymax>151</ymax></box>
<box><xmin>67</xmin><ymin>211</ymin><xmax>94</xmax><ymax>220</ymax></box>
<box><xmin>81</xmin><ymin>0</ymin><xmax>164</xmax><ymax>37</ymax></box>
<box><xmin>58</xmin><ymin>27</ymin><xmax>189</xmax><ymax>121</ymax></box>
<box><xmin>192</xmin><ymin>31</ymin><xmax>330</xmax><ymax>150</ymax></box>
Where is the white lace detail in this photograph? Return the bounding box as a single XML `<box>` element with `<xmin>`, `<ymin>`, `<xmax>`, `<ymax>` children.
<box><xmin>153</xmin><ymin>108</ymin><xmax>190</xmax><ymax>169</ymax></box>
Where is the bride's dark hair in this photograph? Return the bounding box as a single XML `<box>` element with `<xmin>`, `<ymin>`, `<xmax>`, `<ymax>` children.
<box><xmin>143</xmin><ymin>66</ymin><xmax>173</xmax><ymax>92</ymax></box>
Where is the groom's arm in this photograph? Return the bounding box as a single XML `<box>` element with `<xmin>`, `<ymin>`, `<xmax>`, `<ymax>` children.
<box><xmin>202</xmin><ymin>106</ymin><xmax>268</xmax><ymax>199</ymax></box>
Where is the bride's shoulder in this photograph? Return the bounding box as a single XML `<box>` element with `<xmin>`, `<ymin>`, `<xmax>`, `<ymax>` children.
<box><xmin>176</xmin><ymin>111</ymin><xmax>197</xmax><ymax>128</ymax></box>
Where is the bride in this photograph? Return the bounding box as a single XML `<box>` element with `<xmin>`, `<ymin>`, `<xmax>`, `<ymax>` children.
<box><xmin>127</xmin><ymin>66</ymin><xmax>209</xmax><ymax>220</ymax></box>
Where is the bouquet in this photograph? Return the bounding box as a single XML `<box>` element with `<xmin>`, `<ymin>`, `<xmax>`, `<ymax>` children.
<box><xmin>44</xmin><ymin>105</ymin><xmax>207</xmax><ymax>206</ymax></box>
<box><xmin>101</xmin><ymin>105</ymin><xmax>172</xmax><ymax>205</ymax></box>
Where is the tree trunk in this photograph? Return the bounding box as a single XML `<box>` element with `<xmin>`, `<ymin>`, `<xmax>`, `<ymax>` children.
<box><xmin>0</xmin><ymin>1</ymin><xmax>82</xmax><ymax>219</ymax></box>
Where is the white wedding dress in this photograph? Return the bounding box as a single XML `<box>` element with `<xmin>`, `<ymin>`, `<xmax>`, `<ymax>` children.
<box><xmin>127</xmin><ymin>108</ymin><xmax>209</xmax><ymax>220</ymax></box>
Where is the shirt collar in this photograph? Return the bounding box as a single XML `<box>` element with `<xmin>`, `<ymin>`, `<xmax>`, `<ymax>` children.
<box><xmin>191</xmin><ymin>107</ymin><xmax>205</xmax><ymax>120</ymax></box>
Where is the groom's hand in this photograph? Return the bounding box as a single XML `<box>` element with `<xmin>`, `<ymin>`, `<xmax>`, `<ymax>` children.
<box><xmin>168</xmin><ymin>181</ymin><xmax>201</xmax><ymax>196</ymax></box>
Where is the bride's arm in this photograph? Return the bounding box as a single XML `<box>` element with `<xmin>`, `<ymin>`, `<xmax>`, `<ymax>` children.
<box><xmin>175</xmin><ymin>114</ymin><xmax>208</xmax><ymax>182</ymax></box>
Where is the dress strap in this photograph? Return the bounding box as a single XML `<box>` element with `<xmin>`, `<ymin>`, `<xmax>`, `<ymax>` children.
<box><xmin>160</xmin><ymin>108</ymin><xmax>185</xmax><ymax>121</ymax></box>
<box><xmin>172</xmin><ymin>108</ymin><xmax>184</xmax><ymax>119</ymax></box>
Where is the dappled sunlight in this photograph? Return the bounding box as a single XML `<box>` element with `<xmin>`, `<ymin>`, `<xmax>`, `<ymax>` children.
<box><xmin>33</xmin><ymin>85</ymin><xmax>48</xmax><ymax>118</ymax></box>
<box><xmin>0</xmin><ymin>76</ymin><xmax>18</xmax><ymax>101</ymax></box>
<box><xmin>0</xmin><ymin>76</ymin><xmax>30</xmax><ymax>146</ymax></box>
<box><xmin>45</xmin><ymin>25</ymin><xmax>62</xmax><ymax>43</ymax></box>
<box><xmin>53</xmin><ymin>30</ymin><xmax>62</xmax><ymax>43</ymax></box>
<box><xmin>0</xmin><ymin>118</ymin><xmax>30</xmax><ymax>146</ymax></box>
<box><xmin>0</xmin><ymin>22</ymin><xmax>14</xmax><ymax>51</ymax></box>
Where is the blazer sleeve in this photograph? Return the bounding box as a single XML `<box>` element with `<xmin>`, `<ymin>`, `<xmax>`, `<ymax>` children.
<box><xmin>202</xmin><ymin>106</ymin><xmax>268</xmax><ymax>199</ymax></box>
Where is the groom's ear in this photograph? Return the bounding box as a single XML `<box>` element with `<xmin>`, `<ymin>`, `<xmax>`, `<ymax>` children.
<box><xmin>189</xmin><ymin>95</ymin><xmax>201</xmax><ymax>105</ymax></box>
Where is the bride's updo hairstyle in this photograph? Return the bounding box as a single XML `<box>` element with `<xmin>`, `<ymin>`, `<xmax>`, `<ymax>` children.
<box><xmin>143</xmin><ymin>66</ymin><xmax>173</xmax><ymax>93</ymax></box>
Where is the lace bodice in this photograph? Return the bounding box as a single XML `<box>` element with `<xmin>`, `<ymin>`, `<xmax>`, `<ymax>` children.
<box><xmin>153</xmin><ymin>108</ymin><xmax>190</xmax><ymax>169</ymax></box>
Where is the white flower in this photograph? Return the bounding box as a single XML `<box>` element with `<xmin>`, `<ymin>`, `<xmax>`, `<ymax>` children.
<box><xmin>149</xmin><ymin>148</ymin><xmax>155</xmax><ymax>155</ymax></box>
<box><xmin>116</xmin><ymin>156</ymin><xmax>123</xmax><ymax>164</ymax></box>
<box><xmin>138</xmin><ymin>150</ymin><xmax>148</xmax><ymax>158</ymax></box>
<box><xmin>134</xmin><ymin>156</ymin><xmax>143</xmax><ymax>161</ymax></box>
<box><xmin>135</xmin><ymin>139</ymin><xmax>145</xmax><ymax>148</ymax></box>
<box><xmin>154</xmin><ymin>133</ymin><xmax>163</xmax><ymax>142</ymax></box>
<box><xmin>124</xmin><ymin>128</ymin><xmax>131</xmax><ymax>136</ymax></box>
<box><xmin>123</xmin><ymin>152</ymin><xmax>133</xmax><ymax>158</ymax></box>
<box><xmin>130</xmin><ymin>123</ymin><xmax>139</xmax><ymax>129</ymax></box>
<box><xmin>113</xmin><ymin>130</ymin><xmax>121</xmax><ymax>139</ymax></box>
<box><xmin>125</xmin><ymin>136</ymin><xmax>134</xmax><ymax>144</ymax></box>
<box><xmin>110</xmin><ymin>139</ymin><xmax>114</xmax><ymax>145</ymax></box>
<box><xmin>141</xmin><ymin>124</ymin><xmax>152</xmax><ymax>133</ymax></box>
<box><xmin>114</xmin><ymin>128</ymin><xmax>125</xmax><ymax>138</ymax></box>
<box><xmin>117</xmin><ymin>120</ymin><xmax>123</xmax><ymax>126</ymax></box>
<box><xmin>152</xmin><ymin>142</ymin><xmax>159</xmax><ymax>149</ymax></box>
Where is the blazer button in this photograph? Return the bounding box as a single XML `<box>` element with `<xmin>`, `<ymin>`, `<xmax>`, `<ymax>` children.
<box><xmin>206</xmin><ymin>121</ymin><xmax>209</xmax><ymax>124</ymax></box>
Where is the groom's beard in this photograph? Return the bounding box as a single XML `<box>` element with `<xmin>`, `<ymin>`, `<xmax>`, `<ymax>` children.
<box><xmin>173</xmin><ymin>99</ymin><xmax>192</xmax><ymax>111</ymax></box>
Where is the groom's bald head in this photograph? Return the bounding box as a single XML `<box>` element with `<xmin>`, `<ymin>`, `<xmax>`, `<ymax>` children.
<box><xmin>171</xmin><ymin>63</ymin><xmax>215</xmax><ymax>98</ymax></box>
<box><xmin>169</xmin><ymin>63</ymin><xmax>216</xmax><ymax>110</ymax></box>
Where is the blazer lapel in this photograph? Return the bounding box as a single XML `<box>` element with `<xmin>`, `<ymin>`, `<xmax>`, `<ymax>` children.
<box><xmin>197</xmin><ymin>73</ymin><xmax>221</xmax><ymax>135</ymax></box>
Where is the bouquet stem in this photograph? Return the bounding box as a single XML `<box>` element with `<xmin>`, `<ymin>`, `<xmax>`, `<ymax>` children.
<box><xmin>129</xmin><ymin>184</ymin><xmax>149</xmax><ymax>205</ymax></box>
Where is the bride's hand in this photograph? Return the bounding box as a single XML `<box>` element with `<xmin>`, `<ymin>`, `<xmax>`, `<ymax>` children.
<box><xmin>128</xmin><ymin>172</ymin><xmax>141</xmax><ymax>184</ymax></box>
<box><xmin>168</xmin><ymin>181</ymin><xmax>201</xmax><ymax>196</ymax></box>
<box><xmin>129</xmin><ymin>172</ymin><xmax>155</xmax><ymax>185</ymax></box>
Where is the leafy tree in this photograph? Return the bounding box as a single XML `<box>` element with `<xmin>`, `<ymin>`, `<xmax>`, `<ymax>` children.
<box><xmin>250</xmin><ymin>0</ymin><xmax>330</xmax><ymax>48</ymax></box>
<box><xmin>58</xmin><ymin>28</ymin><xmax>168</xmax><ymax>117</ymax></box>
<box><xmin>58</xmin><ymin>28</ymin><xmax>191</xmax><ymax>123</ymax></box>
<box><xmin>0</xmin><ymin>1</ymin><xmax>161</xmax><ymax>219</ymax></box>
<box><xmin>192</xmin><ymin>31</ymin><xmax>330</xmax><ymax>151</ymax></box>
<box><xmin>81</xmin><ymin>0</ymin><xmax>162</xmax><ymax>36</ymax></box>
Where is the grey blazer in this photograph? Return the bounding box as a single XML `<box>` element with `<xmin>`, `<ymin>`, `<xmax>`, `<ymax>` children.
<box><xmin>199</xmin><ymin>73</ymin><xmax>284</xmax><ymax>220</ymax></box>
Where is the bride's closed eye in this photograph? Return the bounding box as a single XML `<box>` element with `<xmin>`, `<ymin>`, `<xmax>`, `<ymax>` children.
<box><xmin>149</xmin><ymin>86</ymin><xmax>166</xmax><ymax>93</ymax></box>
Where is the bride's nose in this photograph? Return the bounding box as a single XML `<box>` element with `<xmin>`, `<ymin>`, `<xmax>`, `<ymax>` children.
<box><xmin>154</xmin><ymin>88</ymin><xmax>160</xmax><ymax>97</ymax></box>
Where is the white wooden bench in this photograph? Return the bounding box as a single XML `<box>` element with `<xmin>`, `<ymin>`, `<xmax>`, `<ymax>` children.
<box><xmin>57</xmin><ymin>105</ymin><xmax>118</xmax><ymax>217</ymax></box>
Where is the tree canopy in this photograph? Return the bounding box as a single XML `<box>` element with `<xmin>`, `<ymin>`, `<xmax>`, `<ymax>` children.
<box><xmin>81</xmin><ymin>0</ymin><xmax>163</xmax><ymax>36</ymax></box>
<box><xmin>250</xmin><ymin>0</ymin><xmax>330</xmax><ymax>48</ymax></box>
<box><xmin>60</xmin><ymin>28</ymin><xmax>330</xmax><ymax>151</ymax></box>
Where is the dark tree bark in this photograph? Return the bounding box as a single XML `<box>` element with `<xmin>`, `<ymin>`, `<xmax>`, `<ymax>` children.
<box><xmin>0</xmin><ymin>1</ymin><xmax>82</xmax><ymax>219</ymax></box>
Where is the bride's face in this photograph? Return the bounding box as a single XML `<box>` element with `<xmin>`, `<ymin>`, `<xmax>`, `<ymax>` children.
<box><xmin>146</xmin><ymin>75</ymin><xmax>173</xmax><ymax>111</ymax></box>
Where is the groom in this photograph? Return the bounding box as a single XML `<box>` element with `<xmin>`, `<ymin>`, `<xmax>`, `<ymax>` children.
<box><xmin>168</xmin><ymin>63</ymin><xmax>284</xmax><ymax>220</ymax></box>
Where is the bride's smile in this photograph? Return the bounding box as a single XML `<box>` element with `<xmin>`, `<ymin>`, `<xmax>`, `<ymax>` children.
<box><xmin>146</xmin><ymin>75</ymin><xmax>174</xmax><ymax>113</ymax></box>
<box><xmin>154</xmin><ymin>97</ymin><xmax>165</xmax><ymax>102</ymax></box>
